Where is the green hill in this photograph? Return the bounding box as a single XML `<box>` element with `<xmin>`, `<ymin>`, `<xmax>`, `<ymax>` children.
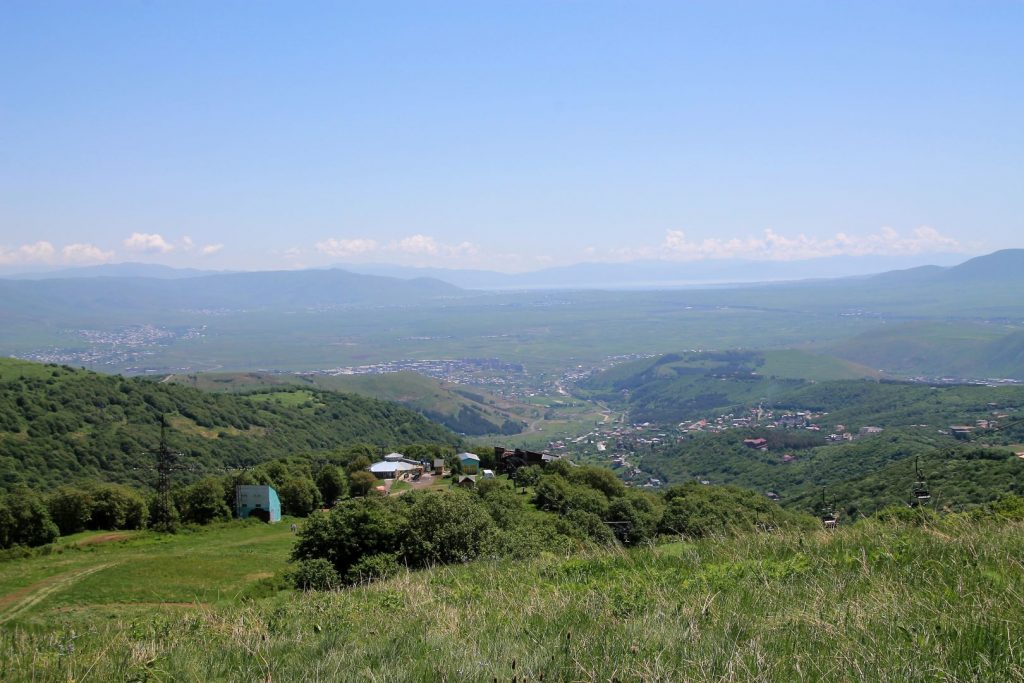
<box><xmin>165</xmin><ymin>370</ymin><xmax>529</xmax><ymax>436</ymax></box>
<box><xmin>581</xmin><ymin>349</ymin><xmax>879</xmax><ymax>423</ymax></box>
<box><xmin>786</xmin><ymin>446</ymin><xmax>1024</xmax><ymax>517</ymax></box>
<box><xmin>0</xmin><ymin>359</ymin><xmax>458</xmax><ymax>491</ymax></box>
<box><xmin>641</xmin><ymin>428</ymin><xmax>948</xmax><ymax>498</ymax></box>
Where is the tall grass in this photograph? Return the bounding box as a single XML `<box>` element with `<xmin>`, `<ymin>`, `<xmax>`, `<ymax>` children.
<box><xmin>2</xmin><ymin>518</ymin><xmax>1022</xmax><ymax>681</ymax></box>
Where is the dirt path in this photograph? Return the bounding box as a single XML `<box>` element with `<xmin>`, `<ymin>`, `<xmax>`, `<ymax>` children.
<box><xmin>73</xmin><ymin>531</ymin><xmax>137</xmax><ymax>546</ymax></box>
<box><xmin>0</xmin><ymin>563</ymin><xmax>116</xmax><ymax>624</ymax></box>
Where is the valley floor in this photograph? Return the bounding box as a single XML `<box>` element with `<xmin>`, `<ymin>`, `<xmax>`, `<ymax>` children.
<box><xmin>1</xmin><ymin>518</ymin><xmax>1022</xmax><ymax>681</ymax></box>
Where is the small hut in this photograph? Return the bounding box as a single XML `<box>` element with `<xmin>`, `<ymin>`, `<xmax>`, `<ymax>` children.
<box><xmin>235</xmin><ymin>485</ymin><xmax>282</xmax><ymax>523</ymax></box>
<box><xmin>458</xmin><ymin>452</ymin><xmax>481</xmax><ymax>475</ymax></box>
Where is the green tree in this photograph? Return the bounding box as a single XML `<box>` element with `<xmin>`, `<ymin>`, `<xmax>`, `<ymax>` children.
<box><xmin>533</xmin><ymin>475</ymin><xmax>571</xmax><ymax>512</ymax></box>
<box><xmin>513</xmin><ymin>465</ymin><xmax>542</xmax><ymax>492</ymax></box>
<box><xmin>0</xmin><ymin>500</ymin><xmax>13</xmax><ymax>548</ymax></box>
<box><xmin>315</xmin><ymin>465</ymin><xmax>347</xmax><ymax>506</ymax></box>
<box><xmin>0</xmin><ymin>487</ymin><xmax>59</xmax><ymax>547</ymax></box>
<box><xmin>89</xmin><ymin>483</ymin><xmax>148</xmax><ymax>530</ymax></box>
<box><xmin>564</xmin><ymin>485</ymin><xmax>610</xmax><ymax>518</ymax></box>
<box><xmin>568</xmin><ymin>465</ymin><xmax>626</xmax><ymax>499</ymax></box>
<box><xmin>349</xmin><ymin>471</ymin><xmax>378</xmax><ymax>497</ymax></box>
<box><xmin>177</xmin><ymin>477</ymin><xmax>231</xmax><ymax>525</ymax></box>
<box><xmin>346</xmin><ymin>455</ymin><xmax>373</xmax><ymax>476</ymax></box>
<box><xmin>555</xmin><ymin>509</ymin><xmax>616</xmax><ymax>545</ymax></box>
<box><xmin>47</xmin><ymin>485</ymin><xmax>94</xmax><ymax>535</ymax></box>
<box><xmin>149</xmin><ymin>495</ymin><xmax>180</xmax><ymax>533</ymax></box>
<box><xmin>477</xmin><ymin>482</ymin><xmax>528</xmax><ymax>529</ymax></box>
<box><xmin>279</xmin><ymin>477</ymin><xmax>322</xmax><ymax>516</ymax></box>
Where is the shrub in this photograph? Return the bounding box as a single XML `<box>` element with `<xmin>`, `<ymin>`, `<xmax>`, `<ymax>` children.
<box><xmin>659</xmin><ymin>482</ymin><xmax>807</xmax><ymax>538</ymax></box>
<box><xmin>292</xmin><ymin>496</ymin><xmax>409</xmax><ymax>579</ymax></box>
<box><xmin>345</xmin><ymin>553</ymin><xmax>401</xmax><ymax>584</ymax></box>
<box><xmin>290</xmin><ymin>558</ymin><xmax>341</xmax><ymax>591</ymax></box>
<box><xmin>555</xmin><ymin>509</ymin><xmax>616</xmax><ymax>546</ymax></box>
<box><xmin>401</xmin><ymin>490</ymin><xmax>496</xmax><ymax>567</ymax></box>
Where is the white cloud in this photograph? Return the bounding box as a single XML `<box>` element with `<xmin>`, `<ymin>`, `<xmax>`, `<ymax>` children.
<box><xmin>313</xmin><ymin>234</ymin><xmax>481</xmax><ymax>262</ymax></box>
<box><xmin>0</xmin><ymin>241</ymin><xmax>56</xmax><ymax>265</ymax></box>
<box><xmin>61</xmin><ymin>243</ymin><xmax>115</xmax><ymax>264</ymax></box>
<box><xmin>614</xmin><ymin>226</ymin><xmax>966</xmax><ymax>262</ymax></box>
<box><xmin>123</xmin><ymin>232</ymin><xmax>174</xmax><ymax>253</ymax></box>
<box><xmin>444</xmin><ymin>240</ymin><xmax>479</xmax><ymax>258</ymax></box>
<box><xmin>392</xmin><ymin>234</ymin><xmax>439</xmax><ymax>255</ymax></box>
<box><xmin>181</xmin><ymin>235</ymin><xmax>195</xmax><ymax>250</ymax></box>
<box><xmin>0</xmin><ymin>240</ymin><xmax>116</xmax><ymax>266</ymax></box>
<box><xmin>390</xmin><ymin>235</ymin><xmax>480</xmax><ymax>258</ymax></box>
<box><xmin>315</xmin><ymin>238</ymin><xmax>380</xmax><ymax>258</ymax></box>
<box><xmin>200</xmin><ymin>243</ymin><xmax>224</xmax><ymax>256</ymax></box>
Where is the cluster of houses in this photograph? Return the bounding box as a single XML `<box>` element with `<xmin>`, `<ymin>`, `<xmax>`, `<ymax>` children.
<box><xmin>367</xmin><ymin>450</ymin><xmax>496</xmax><ymax>487</ymax></box>
<box><xmin>232</xmin><ymin>447</ymin><xmax>569</xmax><ymax>524</ymax></box>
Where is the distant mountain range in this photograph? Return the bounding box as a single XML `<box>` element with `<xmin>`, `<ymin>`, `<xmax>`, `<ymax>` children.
<box><xmin>5</xmin><ymin>262</ymin><xmax>225</xmax><ymax>280</ymax></box>
<box><xmin>1</xmin><ymin>251</ymin><xmax>975</xmax><ymax>290</ymax></box>
<box><xmin>0</xmin><ymin>268</ymin><xmax>464</xmax><ymax>324</ymax></box>
<box><xmin>335</xmin><ymin>252</ymin><xmax>973</xmax><ymax>289</ymax></box>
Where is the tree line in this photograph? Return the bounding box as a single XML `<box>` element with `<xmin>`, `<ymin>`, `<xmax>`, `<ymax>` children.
<box><xmin>0</xmin><ymin>443</ymin><xmax>455</xmax><ymax>550</ymax></box>
<box><xmin>289</xmin><ymin>460</ymin><xmax>819</xmax><ymax>590</ymax></box>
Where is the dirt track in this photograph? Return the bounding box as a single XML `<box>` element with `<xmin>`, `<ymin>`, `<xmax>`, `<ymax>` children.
<box><xmin>0</xmin><ymin>563</ymin><xmax>116</xmax><ymax>624</ymax></box>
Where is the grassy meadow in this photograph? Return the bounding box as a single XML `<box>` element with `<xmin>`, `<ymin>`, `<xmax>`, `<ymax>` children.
<box><xmin>2</xmin><ymin>516</ymin><xmax>1022</xmax><ymax>681</ymax></box>
<box><xmin>0</xmin><ymin>521</ymin><xmax>295</xmax><ymax>627</ymax></box>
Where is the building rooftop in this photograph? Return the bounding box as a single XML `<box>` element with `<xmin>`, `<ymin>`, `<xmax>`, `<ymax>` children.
<box><xmin>369</xmin><ymin>460</ymin><xmax>420</xmax><ymax>473</ymax></box>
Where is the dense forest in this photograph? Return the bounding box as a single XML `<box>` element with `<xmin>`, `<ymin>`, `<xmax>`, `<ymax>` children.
<box><xmin>0</xmin><ymin>360</ymin><xmax>458</xmax><ymax>491</ymax></box>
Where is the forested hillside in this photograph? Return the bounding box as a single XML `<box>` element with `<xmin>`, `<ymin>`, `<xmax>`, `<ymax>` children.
<box><xmin>166</xmin><ymin>370</ymin><xmax>528</xmax><ymax>436</ymax></box>
<box><xmin>0</xmin><ymin>359</ymin><xmax>458</xmax><ymax>491</ymax></box>
<box><xmin>785</xmin><ymin>446</ymin><xmax>1024</xmax><ymax>516</ymax></box>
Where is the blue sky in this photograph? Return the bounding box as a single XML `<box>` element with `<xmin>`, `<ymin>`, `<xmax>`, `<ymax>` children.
<box><xmin>1</xmin><ymin>1</ymin><xmax>1022</xmax><ymax>272</ymax></box>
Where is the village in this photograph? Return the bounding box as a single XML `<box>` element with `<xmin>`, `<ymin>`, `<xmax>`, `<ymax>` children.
<box><xmin>541</xmin><ymin>397</ymin><xmax>1018</xmax><ymax>489</ymax></box>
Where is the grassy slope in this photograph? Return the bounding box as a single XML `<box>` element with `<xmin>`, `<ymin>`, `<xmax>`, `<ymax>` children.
<box><xmin>822</xmin><ymin>321</ymin><xmax>1022</xmax><ymax>378</ymax></box>
<box><xmin>758</xmin><ymin>349</ymin><xmax>882</xmax><ymax>380</ymax></box>
<box><xmin>1</xmin><ymin>518</ymin><xmax>1022</xmax><ymax>681</ymax></box>
<box><xmin>0</xmin><ymin>522</ymin><xmax>294</xmax><ymax>625</ymax></box>
<box><xmin>0</xmin><ymin>357</ymin><xmax>56</xmax><ymax>380</ymax></box>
